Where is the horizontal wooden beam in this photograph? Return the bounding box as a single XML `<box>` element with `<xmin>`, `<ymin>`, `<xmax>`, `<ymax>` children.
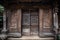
<box><xmin>0</xmin><ymin>0</ymin><xmax>57</xmax><ymax>7</ymax></box>
<box><xmin>7</xmin><ymin>2</ymin><xmax>53</xmax><ymax>7</ymax></box>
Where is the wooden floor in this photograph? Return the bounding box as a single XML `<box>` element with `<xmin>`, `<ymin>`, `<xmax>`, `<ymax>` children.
<box><xmin>8</xmin><ymin>36</ymin><xmax>54</xmax><ymax>40</ymax></box>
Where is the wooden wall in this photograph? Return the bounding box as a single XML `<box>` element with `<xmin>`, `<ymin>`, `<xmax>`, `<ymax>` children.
<box><xmin>7</xmin><ymin>9</ymin><xmax>22</xmax><ymax>37</ymax></box>
<box><xmin>39</xmin><ymin>8</ymin><xmax>53</xmax><ymax>37</ymax></box>
<box><xmin>6</xmin><ymin>5</ymin><xmax>53</xmax><ymax>37</ymax></box>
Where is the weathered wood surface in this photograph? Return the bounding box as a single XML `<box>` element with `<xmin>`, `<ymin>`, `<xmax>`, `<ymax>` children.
<box><xmin>7</xmin><ymin>6</ymin><xmax>54</xmax><ymax>37</ymax></box>
<box><xmin>39</xmin><ymin>8</ymin><xmax>53</xmax><ymax>37</ymax></box>
<box><xmin>7</xmin><ymin>9</ymin><xmax>21</xmax><ymax>37</ymax></box>
<box><xmin>8</xmin><ymin>10</ymin><xmax>21</xmax><ymax>33</ymax></box>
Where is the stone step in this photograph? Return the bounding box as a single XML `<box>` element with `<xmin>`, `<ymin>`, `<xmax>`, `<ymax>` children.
<box><xmin>8</xmin><ymin>36</ymin><xmax>54</xmax><ymax>40</ymax></box>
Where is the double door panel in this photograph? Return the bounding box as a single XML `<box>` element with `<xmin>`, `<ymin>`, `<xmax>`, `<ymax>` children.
<box><xmin>22</xmin><ymin>10</ymin><xmax>39</xmax><ymax>36</ymax></box>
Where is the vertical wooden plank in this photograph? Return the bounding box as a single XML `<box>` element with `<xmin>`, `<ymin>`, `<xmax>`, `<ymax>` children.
<box><xmin>17</xmin><ymin>9</ymin><xmax>22</xmax><ymax>36</ymax></box>
<box><xmin>0</xmin><ymin>10</ymin><xmax>10</xmax><ymax>40</ymax></box>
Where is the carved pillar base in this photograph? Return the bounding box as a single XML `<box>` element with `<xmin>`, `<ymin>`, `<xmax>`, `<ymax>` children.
<box><xmin>0</xmin><ymin>34</ymin><xmax>7</xmax><ymax>40</ymax></box>
<box><xmin>1</xmin><ymin>29</ymin><xmax>7</xmax><ymax>33</ymax></box>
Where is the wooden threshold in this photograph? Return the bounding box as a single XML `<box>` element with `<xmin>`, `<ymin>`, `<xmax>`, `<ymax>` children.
<box><xmin>8</xmin><ymin>36</ymin><xmax>54</xmax><ymax>40</ymax></box>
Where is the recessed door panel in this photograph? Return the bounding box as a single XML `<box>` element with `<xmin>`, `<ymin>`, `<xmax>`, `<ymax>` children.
<box><xmin>22</xmin><ymin>13</ymin><xmax>30</xmax><ymax>25</ymax></box>
<box><xmin>31</xmin><ymin>25</ymin><xmax>38</xmax><ymax>36</ymax></box>
<box><xmin>22</xmin><ymin>25</ymin><xmax>30</xmax><ymax>36</ymax></box>
<box><xmin>31</xmin><ymin>13</ymin><xmax>38</xmax><ymax>35</ymax></box>
<box><xmin>31</xmin><ymin>16</ymin><xmax>38</xmax><ymax>25</ymax></box>
<box><xmin>22</xmin><ymin>12</ymin><xmax>30</xmax><ymax>36</ymax></box>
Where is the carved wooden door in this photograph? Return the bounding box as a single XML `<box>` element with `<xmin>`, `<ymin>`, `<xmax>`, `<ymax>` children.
<box><xmin>22</xmin><ymin>12</ymin><xmax>30</xmax><ymax>36</ymax></box>
<box><xmin>22</xmin><ymin>9</ymin><xmax>39</xmax><ymax>36</ymax></box>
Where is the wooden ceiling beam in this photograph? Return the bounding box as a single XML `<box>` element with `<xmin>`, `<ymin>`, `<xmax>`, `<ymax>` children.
<box><xmin>0</xmin><ymin>0</ymin><xmax>56</xmax><ymax>8</ymax></box>
<box><xmin>8</xmin><ymin>2</ymin><xmax>50</xmax><ymax>6</ymax></box>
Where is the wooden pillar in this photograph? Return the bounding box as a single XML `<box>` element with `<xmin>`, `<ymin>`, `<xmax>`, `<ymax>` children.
<box><xmin>53</xmin><ymin>5</ymin><xmax>58</xmax><ymax>40</ymax></box>
<box><xmin>53</xmin><ymin>1</ymin><xmax>58</xmax><ymax>31</ymax></box>
<box><xmin>2</xmin><ymin>10</ymin><xmax>7</xmax><ymax>33</ymax></box>
<box><xmin>0</xmin><ymin>10</ymin><xmax>7</xmax><ymax>40</ymax></box>
<box><xmin>53</xmin><ymin>7</ymin><xmax>58</xmax><ymax>30</ymax></box>
<box><xmin>17</xmin><ymin>9</ymin><xmax>22</xmax><ymax>36</ymax></box>
<box><xmin>53</xmin><ymin>12</ymin><xmax>58</xmax><ymax>30</ymax></box>
<box><xmin>39</xmin><ymin>8</ymin><xmax>44</xmax><ymax>37</ymax></box>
